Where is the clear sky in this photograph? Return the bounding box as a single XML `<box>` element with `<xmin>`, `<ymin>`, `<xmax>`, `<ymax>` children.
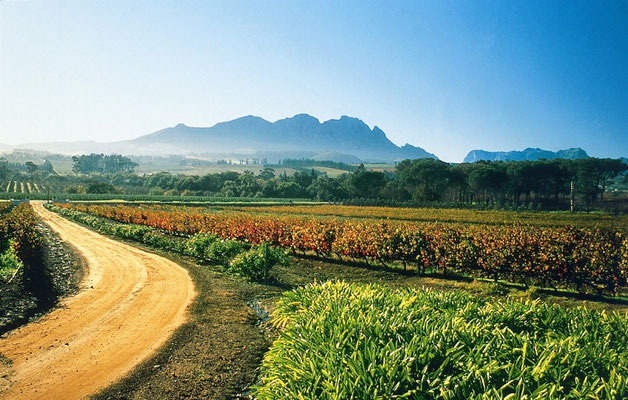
<box><xmin>0</xmin><ymin>0</ymin><xmax>626</xmax><ymax>162</ymax></box>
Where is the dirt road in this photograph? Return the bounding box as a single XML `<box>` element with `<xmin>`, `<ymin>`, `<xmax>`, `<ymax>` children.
<box><xmin>0</xmin><ymin>203</ymin><xmax>196</xmax><ymax>399</ymax></box>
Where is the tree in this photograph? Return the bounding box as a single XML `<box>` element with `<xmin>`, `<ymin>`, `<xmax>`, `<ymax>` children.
<box><xmin>307</xmin><ymin>176</ymin><xmax>348</xmax><ymax>201</ymax></box>
<box><xmin>86</xmin><ymin>181</ymin><xmax>115</xmax><ymax>194</ymax></box>
<box><xmin>72</xmin><ymin>154</ymin><xmax>138</xmax><ymax>174</ymax></box>
<box><xmin>276</xmin><ymin>181</ymin><xmax>307</xmax><ymax>198</ymax></box>
<box><xmin>25</xmin><ymin>161</ymin><xmax>38</xmax><ymax>174</ymax></box>
<box><xmin>396</xmin><ymin>159</ymin><xmax>451</xmax><ymax>202</ymax></box>
<box><xmin>348</xmin><ymin>164</ymin><xmax>386</xmax><ymax>198</ymax></box>
<box><xmin>41</xmin><ymin>160</ymin><xmax>55</xmax><ymax>173</ymax></box>
<box><xmin>258</xmin><ymin>167</ymin><xmax>276</xmax><ymax>181</ymax></box>
<box><xmin>467</xmin><ymin>162</ymin><xmax>506</xmax><ymax>204</ymax></box>
<box><xmin>0</xmin><ymin>159</ymin><xmax>8</xmax><ymax>182</ymax></box>
<box><xmin>573</xmin><ymin>158</ymin><xmax>627</xmax><ymax>203</ymax></box>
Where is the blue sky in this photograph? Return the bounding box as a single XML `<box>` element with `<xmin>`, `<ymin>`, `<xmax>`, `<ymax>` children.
<box><xmin>0</xmin><ymin>0</ymin><xmax>626</xmax><ymax>162</ymax></box>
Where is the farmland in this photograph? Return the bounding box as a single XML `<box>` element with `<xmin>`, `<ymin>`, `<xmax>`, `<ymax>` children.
<box><xmin>178</xmin><ymin>203</ymin><xmax>628</xmax><ymax>229</ymax></box>
<box><xmin>7</xmin><ymin>201</ymin><xmax>628</xmax><ymax>399</ymax></box>
<box><xmin>2</xmin><ymin>180</ymin><xmax>48</xmax><ymax>194</ymax></box>
<box><xmin>54</xmin><ymin>203</ymin><xmax>628</xmax><ymax>294</ymax></box>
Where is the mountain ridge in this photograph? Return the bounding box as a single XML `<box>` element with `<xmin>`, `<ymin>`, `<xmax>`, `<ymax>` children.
<box><xmin>16</xmin><ymin>114</ymin><xmax>438</xmax><ymax>162</ymax></box>
<box><xmin>463</xmin><ymin>147</ymin><xmax>589</xmax><ymax>163</ymax></box>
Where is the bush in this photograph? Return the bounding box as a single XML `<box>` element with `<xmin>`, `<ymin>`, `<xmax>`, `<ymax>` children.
<box><xmin>206</xmin><ymin>239</ymin><xmax>243</xmax><ymax>264</ymax></box>
<box><xmin>142</xmin><ymin>231</ymin><xmax>181</xmax><ymax>252</ymax></box>
<box><xmin>184</xmin><ymin>234</ymin><xmax>218</xmax><ymax>258</ymax></box>
<box><xmin>111</xmin><ymin>224</ymin><xmax>152</xmax><ymax>241</ymax></box>
<box><xmin>0</xmin><ymin>242</ymin><xmax>21</xmax><ymax>281</ymax></box>
<box><xmin>184</xmin><ymin>234</ymin><xmax>243</xmax><ymax>264</ymax></box>
<box><xmin>228</xmin><ymin>243</ymin><xmax>287</xmax><ymax>281</ymax></box>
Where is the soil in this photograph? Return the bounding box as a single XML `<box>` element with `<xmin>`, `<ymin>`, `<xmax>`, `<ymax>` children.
<box><xmin>0</xmin><ymin>204</ymin><xmax>196</xmax><ymax>400</ymax></box>
<box><xmin>93</xmin><ymin>256</ymin><xmax>273</xmax><ymax>400</ymax></box>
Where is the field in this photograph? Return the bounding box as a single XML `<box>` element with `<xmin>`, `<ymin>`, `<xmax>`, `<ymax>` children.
<box><xmin>199</xmin><ymin>204</ymin><xmax>628</xmax><ymax>229</ymax></box>
<box><xmin>9</xmin><ymin>201</ymin><xmax>628</xmax><ymax>399</ymax></box>
<box><xmin>55</xmin><ymin>203</ymin><xmax>628</xmax><ymax>295</ymax></box>
<box><xmin>2</xmin><ymin>180</ymin><xmax>49</xmax><ymax>194</ymax></box>
<box><xmin>134</xmin><ymin>160</ymin><xmax>356</xmax><ymax>177</ymax></box>
<box><xmin>0</xmin><ymin>191</ymin><xmax>314</xmax><ymax>203</ymax></box>
<box><xmin>47</xmin><ymin>159</ymin><xmax>75</xmax><ymax>174</ymax></box>
<box><xmin>136</xmin><ymin>163</ymin><xmax>300</xmax><ymax>176</ymax></box>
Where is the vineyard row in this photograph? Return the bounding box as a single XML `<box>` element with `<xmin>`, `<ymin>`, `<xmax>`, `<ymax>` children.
<box><xmin>3</xmin><ymin>181</ymin><xmax>48</xmax><ymax>194</ymax></box>
<box><xmin>57</xmin><ymin>203</ymin><xmax>628</xmax><ymax>294</ymax></box>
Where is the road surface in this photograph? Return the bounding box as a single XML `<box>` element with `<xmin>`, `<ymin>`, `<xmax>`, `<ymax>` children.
<box><xmin>0</xmin><ymin>203</ymin><xmax>196</xmax><ymax>399</ymax></box>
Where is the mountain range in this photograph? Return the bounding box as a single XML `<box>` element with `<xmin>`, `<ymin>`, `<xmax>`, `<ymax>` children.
<box><xmin>4</xmin><ymin>114</ymin><xmax>618</xmax><ymax>164</ymax></box>
<box><xmin>463</xmin><ymin>148</ymin><xmax>589</xmax><ymax>163</ymax></box>
<box><xmin>16</xmin><ymin>114</ymin><xmax>436</xmax><ymax>163</ymax></box>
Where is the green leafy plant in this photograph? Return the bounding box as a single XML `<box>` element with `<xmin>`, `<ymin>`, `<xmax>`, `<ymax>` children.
<box><xmin>255</xmin><ymin>281</ymin><xmax>628</xmax><ymax>400</ymax></box>
<box><xmin>228</xmin><ymin>243</ymin><xmax>287</xmax><ymax>281</ymax></box>
<box><xmin>206</xmin><ymin>239</ymin><xmax>243</xmax><ymax>264</ymax></box>
<box><xmin>184</xmin><ymin>233</ymin><xmax>218</xmax><ymax>258</ymax></box>
<box><xmin>0</xmin><ymin>242</ymin><xmax>21</xmax><ymax>281</ymax></box>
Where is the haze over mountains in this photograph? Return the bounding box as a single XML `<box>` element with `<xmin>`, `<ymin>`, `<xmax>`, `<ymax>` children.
<box><xmin>17</xmin><ymin>114</ymin><xmax>436</xmax><ymax>163</ymax></box>
<box><xmin>7</xmin><ymin>114</ymin><xmax>619</xmax><ymax>163</ymax></box>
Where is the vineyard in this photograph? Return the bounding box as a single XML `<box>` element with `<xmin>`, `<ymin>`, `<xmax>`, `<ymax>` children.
<box><xmin>43</xmin><ymin>201</ymin><xmax>628</xmax><ymax>399</ymax></box>
<box><xmin>47</xmin><ymin>204</ymin><xmax>288</xmax><ymax>282</ymax></box>
<box><xmin>52</xmin><ymin>203</ymin><xmax>628</xmax><ymax>294</ymax></box>
<box><xmin>208</xmin><ymin>204</ymin><xmax>628</xmax><ymax>229</ymax></box>
<box><xmin>2</xmin><ymin>180</ymin><xmax>48</xmax><ymax>194</ymax></box>
<box><xmin>0</xmin><ymin>202</ymin><xmax>43</xmax><ymax>282</ymax></box>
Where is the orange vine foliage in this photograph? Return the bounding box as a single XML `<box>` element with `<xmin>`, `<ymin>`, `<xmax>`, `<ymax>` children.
<box><xmin>61</xmin><ymin>203</ymin><xmax>627</xmax><ymax>293</ymax></box>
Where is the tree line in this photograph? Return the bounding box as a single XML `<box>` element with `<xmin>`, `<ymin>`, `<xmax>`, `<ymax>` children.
<box><xmin>71</xmin><ymin>154</ymin><xmax>137</xmax><ymax>174</ymax></box>
<box><xmin>52</xmin><ymin>157</ymin><xmax>627</xmax><ymax>210</ymax></box>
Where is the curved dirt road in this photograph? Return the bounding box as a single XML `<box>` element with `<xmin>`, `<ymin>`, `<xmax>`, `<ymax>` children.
<box><xmin>0</xmin><ymin>203</ymin><xmax>196</xmax><ymax>399</ymax></box>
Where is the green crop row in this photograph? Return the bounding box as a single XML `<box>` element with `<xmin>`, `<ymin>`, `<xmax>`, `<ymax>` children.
<box><xmin>254</xmin><ymin>281</ymin><xmax>628</xmax><ymax>400</ymax></box>
<box><xmin>0</xmin><ymin>192</ymin><xmax>311</xmax><ymax>202</ymax></box>
<box><xmin>47</xmin><ymin>204</ymin><xmax>286</xmax><ymax>281</ymax></box>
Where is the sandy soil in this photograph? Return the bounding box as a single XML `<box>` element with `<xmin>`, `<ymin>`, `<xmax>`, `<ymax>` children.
<box><xmin>0</xmin><ymin>203</ymin><xmax>196</xmax><ymax>399</ymax></box>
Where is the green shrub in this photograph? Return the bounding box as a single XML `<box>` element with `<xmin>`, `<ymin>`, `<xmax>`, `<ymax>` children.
<box><xmin>142</xmin><ymin>231</ymin><xmax>180</xmax><ymax>252</ymax></box>
<box><xmin>254</xmin><ymin>281</ymin><xmax>628</xmax><ymax>400</ymax></box>
<box><xmin>184</xmin><ymin>233</ymin><xmax>218</xmax><ymax>258</ymax></box>
<box><xmin>206</xmin><ymin>239</ymin><xmax>243</xmax><ymax>264</ymax></box>
<box><xmin>111</xmin><ymin>224</ymin><xmax>152</xmax><ymax>241</ymax></box>
<box><xmin>228</xmin><ymin>243</ymin><xmax>287</xmax><ymax>281</ymax></box>
<box><xmin>0</xmin><ymin>242</ymin><xmax>21</xmax><ymax>281</ymax></box>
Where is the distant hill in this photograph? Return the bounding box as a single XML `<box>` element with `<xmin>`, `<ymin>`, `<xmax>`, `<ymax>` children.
<box><xmin>124</xmin><ymin>114</ymin><xmax>437</xmax><ymax>162</ymax></box>
<box><xmin>463</xmin><ymin>147</ymin><xmax>589</xmax><ymax>163</ymax></box>
<box><xmin>17</xmin><ymin>114</ymin><xmax>437</xmax><ymax>163</ymax></box>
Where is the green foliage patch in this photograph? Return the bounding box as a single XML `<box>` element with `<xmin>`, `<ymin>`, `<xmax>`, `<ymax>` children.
<box><xmin>254</xmin><ymin>281</ymin><xmax>628</xmax><ymax>400</ymax></box>
<box><xmin>0</xmin><ymin>242</ymin><xmax>21</xmax><ymax>281</ymax></box>
<box><xmin>228</xmin><ymin>243</ymin><xmax>287</xmax><ymax>281</ymax></box>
